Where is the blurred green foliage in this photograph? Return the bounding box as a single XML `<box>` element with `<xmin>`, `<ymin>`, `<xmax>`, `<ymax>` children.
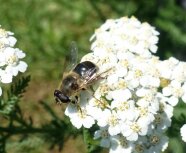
<box><xmin>0</xmin><ymin>0</ymin><xmax>186</xmax><ymax>153</ymax></box>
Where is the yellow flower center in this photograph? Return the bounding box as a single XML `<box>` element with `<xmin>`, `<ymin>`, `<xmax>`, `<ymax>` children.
<box><xmin>150</xmin><ymin>135</ymin><xmax>160</xmax><ymax>145</ymax></box>
<box><xmin>135</xmin><ymin>144</ymin><xmax>144</xmax><ymax>153</ymax></box>
<box><xmin>99</xmin><ymin>84</ymin><xmax>109</xmax><ymax>95</ymax></box>
<box><xmin>7</xmin><ymin>53</ymin><xmax>18</xmax><ymax>65</ymax></box>
<box><xmin>118</xmin><ymin>101</ymin><xmax>129</xmax><ymax>111</ymax></box>
<box><xmin>159</xmin><ymin>103</ymin><xmax>164</xmax><ymax>113</ymax></box>
<box><xmin>78</xmin><ymin>109</ymin><xmax>87</xmax><ymax>119</ymax></box>
<box><xmin>173</xmin><ymin>88</ymin><xmax>183</xmax><ymax>97</ymax></box>
<box><xmin>118</xmin><ymin>79</ymin><xmax>128</xmax><ymax>89</ymax></box>
<box><xmin>135</xmin><ymin>69</ymin><xmax>142</xmax><ymax>78</ymax></box>
<box><xmin>94</xmin><ymin>98</ymin><xmax>108</xmax><ymax>109</ymax></box>
<box><xmin>130</xmin><ymin>36</ymin><xmax>138</xmax><ymax>45</ymax></box>
<box><xmin>0</xmin><ymin>28</ymin><xmax>8</xmax><ymax>37</ymax></box>
<box><xmin>100</xmin><ymin>129</ymin><xmax>109</xmax><ymax>138</ymax></box>
<box><xmin>154</xmin><ymin>114</ymin><xmax>161</xmax><ymax>125</ymax></box>
<box><xmin>130</xmin><ymin>122</ymin><xmax>141</xmax><ymax>133</ymax></box>
<box><xmin>0</xmin><ymin>42</ymin><xmax>5</xmax><ymax>50</ymax></box>
<box><xmin>119</xmin><ymin>59</ymin><xmax>129</xmax><ymax>67</ymax></box>
<box><xmin>119</xmin><ymin>135</ymin><xmax>128</xmax><ymax>148</ymax></box>
<box><xmin>160</xmin><ymin>78</ymin><xmax>170</xmax><ymax>88</ymax></box>
<box><xmin>120</xmin><ymin>33</ymin><xmax>128</xmax><ymax>40</ymax></box>
<box><xmin>138</xmin><ymin>107</ymin><xmax>148</xmax><ymax>117</ymax></box>
<box><xmin>108</xmin><ymin>115</ymin><xmax>118</xmax><ymax>127</ymax></box>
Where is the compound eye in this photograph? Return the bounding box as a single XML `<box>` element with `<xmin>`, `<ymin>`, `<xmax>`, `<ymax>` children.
<box><xmin>54</xmin><ymin>90</ymin><xmax>59</xmax><ymax>97</ymax></box>
<box><xmin>54</xmin><ymin>90</ymin><xmax>70</xmax><ymax>103</ymax></box>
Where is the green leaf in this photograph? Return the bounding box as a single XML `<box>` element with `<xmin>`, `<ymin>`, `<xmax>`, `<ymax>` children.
<box><xmin>9</xmin><ymin>75</ymin><xmax>31</xmax><ymax>98</ymax></box>
<box><xmin>83</xmin><ymin>128</ymin><xmax>102</xmax><ymax>153</ymax></box>
<box><xmin>167</xmin><ymin>138</ymin><xmax>185</xmax><ymax>153</ymax></box>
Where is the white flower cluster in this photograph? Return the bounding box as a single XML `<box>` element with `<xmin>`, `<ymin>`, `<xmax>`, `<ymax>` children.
<box><xmin>65</xmin><ymin>17</ymin><xmax>186</xmax><ymax>153</ymax></box>
<box><xmin>0</xmin><ymin>26</ymin><xmax>27</xmax><ymax>95</ymax></box>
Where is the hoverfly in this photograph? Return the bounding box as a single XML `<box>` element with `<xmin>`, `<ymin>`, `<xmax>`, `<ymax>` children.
<box><xmin>54</xmin><ymin>42</ymin><xmax>110</xmax><ymax>105</ymax></box>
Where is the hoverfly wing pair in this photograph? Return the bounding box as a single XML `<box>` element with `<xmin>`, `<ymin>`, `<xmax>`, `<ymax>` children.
<box><xmin>65</xmin><ymin>41</ymin><xmax>78</xmax><ymax>72</ymax></box>
<box><xmin>54</xmin><ymin>42</ymin><xmax>99</xmax><ymax>105</ymax></box>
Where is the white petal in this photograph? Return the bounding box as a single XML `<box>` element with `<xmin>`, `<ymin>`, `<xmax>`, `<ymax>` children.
<box><xmin>162</xmin><ymin>87</ymin><xmax>172</xmax><ymax>96</ymax></box>
<box><xmin>116</xmin><ymin>67</ymin><xmax>127</xmax><ymax>77</ymax></box>
<box><xmin>64</xmin><ymin>104</ymin><xmax>78</xmax><ymax>117</ymax></box>
<box><xmin>121</xmin><ymin>125</ymin><xmax>132</xmax><ymax>137</ymax></box>
<box><xmin>136</xmin><ymin>88</ymin><xmax>148</xmax><ymax>97</ymax></box>
<box><xmin>0</xmin><ymin>70</ymin><xmax>12</xmax><ymax>83</ymax></box>
<box><xmin>97</xmin><ymin>109</ymin><xmax>111</xmax><ymax>127</ymax></box>
<box><xmin>70</xmin><ymin>116</ymin><xmax>83</xmax><ymax>129</ymax></box>
<box><xmin>94</xmin><ymin>130</ymin><xmax>101</xmax><ymax>139</ymax></box>
<box><xmin>180</xmin><ymin>124</ymin><xmax>186</xmax><ymax>142</ymax></box>
<box><xmin>171</xmin><ymin>80</ymin><xmax>181</xmax><ymax>88</ymax></box>
<box><xmin>108</xmin><ymin>125</ymin><xmax>121</xmax><ymax>136</ymax></box>
<box><xmin>100</xmin><ymin>139</ymin><xmax>110</xmax><ymax>148</ymax></box>
<box><xmin>15</xmin><ymin>49</ymin><xmax>25</xmax><ymax>58</ymax></box>
<box><xmin>18</xmin><ymin>61</ymin><xmax>28</xmax><ymax>73</ymax></box>
<box><xmin>167</xmin><ymin>96</ymin><xmax>179</xmax><ymax>106</ymax></box>
<box><xmin>150</xmin><ymin>44</ymin><xmax>158</xmax><ymax>53</ymax></box>
<box><xmin>8</xmin><ymin>36</ymin><xmax>17</xmax><ymax>46</ymax></box>
<box><xmin>150</xmin><ymin>77</ymin><xmax>160</xmax><ymax>87</ymax></box>
<box><xmin>107</xmin><ymin>74</ymin><xmax>118</xmax><ymax>85</ymax></box>
<box><xmin>83</xmin><ymin>116</ymin><xmax>95</xmax><ymax>128</ymax></box>
<box><xmin>112</xmin><ymin>89</ymin><xmax>131</xmax><ymax>102</ymax></box>
<box><xmin>127</xmin><ymin>132</ymin><xmax>138</xmax><ymax>141</ymax></box>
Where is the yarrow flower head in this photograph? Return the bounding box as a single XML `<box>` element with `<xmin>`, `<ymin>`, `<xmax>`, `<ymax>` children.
<box><xmin>0</xmin><ymin>25</ymin><xmax>27</xmax><ymax>95</ymax></box>
<box><xmin>64</xmin><ymin>16</ymin><xmax>186</xmax><ymax>153</ymax></box>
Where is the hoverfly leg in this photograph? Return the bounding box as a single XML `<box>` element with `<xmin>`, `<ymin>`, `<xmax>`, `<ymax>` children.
<box><xmin>75</xmin><ymin>96</ymin><xmax>83</xmax><ymax>114</ymax></box>
<box><xmin>71</xmin><ymin>100</ymin><xmax>77</xmax><ymax>104</ymax></box>
<box><xmin>71</xmin><ymin>96</ymin><xmax>83</xmax><ymax>114</ymax></box>
<box><xmin>95</xmin><ymin>67</ymin><xmax>113</xmax><ymax>80</ymax></box>
<box><xmin>85</xmin><ymin>88</ymin><xmax>109</xmax><ymax>109</ymax></box>
<box><xmin>55</xmin><ymin>98</ymin><xmax>62</xmax><ymax>105</ymax></box>
<box><xmin>71</xmin><ymin>96</ymin><xmax>79</xmax><ymax>104</ymax></box>
<box><xmin>75</xmin><ymin>95</ymin><xmax>79</xmax><ymax>102</ymax></box>
<box><xmin>85</xmin><ymin>67</ymin><xmax>113</xmax><ymax>86</ymax></box>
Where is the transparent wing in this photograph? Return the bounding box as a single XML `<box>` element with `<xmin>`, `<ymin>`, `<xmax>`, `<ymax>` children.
<box><xmin>78</xmin><ymin>67</ymin><xmax>112</xmax><ymax>90</ymax></box>
<box><xmin>81</xmin><ymin>67</ymin><xmax>98</xmax><ymax>81</ymax></box>
<box><xmin>62</xmin><ymin>41</ymin><xmax>78</xmax><ymax>74</ymax></box>
<box><xmin>67</xmin><ymin>41</ymin><xmax>78</xmax><ymax>70</ymax></box>
<box><xmin>58</xmin><ymin>41</ymin><xmax>79</xmax><ymax>89</ymax></box>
